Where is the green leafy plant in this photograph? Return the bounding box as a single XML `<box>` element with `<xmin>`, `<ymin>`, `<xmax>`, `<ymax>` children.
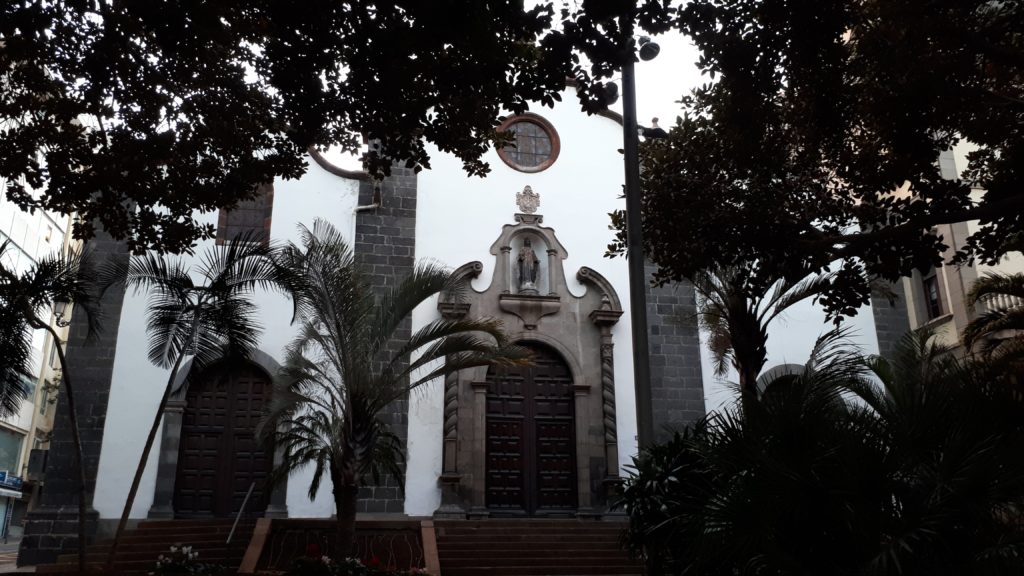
<box><xmin>620</xmin><ymin>329</ymin><xmax>1024</xmax><ymax>575</ymax></box>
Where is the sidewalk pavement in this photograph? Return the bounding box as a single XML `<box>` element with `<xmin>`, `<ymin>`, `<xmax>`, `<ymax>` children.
<box><xmin>0</xmin><ymin>539</ymin><xmax>35</xmax><ymax>573</ymax></box>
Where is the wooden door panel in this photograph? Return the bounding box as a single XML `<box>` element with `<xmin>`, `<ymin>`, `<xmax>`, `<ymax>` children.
<box><xmin>175</xmin><ymin>364</ymin><xmax>272</xmax><ymax>518</ymax></box>
<box><xmin>486</xmin><ymin>418</ymin><xmax>526</xmax><ymax>512</ymax></box>
<box><xmin>536</xmin><ymin>420</ymin><xmax>576</xmax><ymax>510</ymax></box>
<box><xmin>485</xmin><ymin>344</ymin><xmax>576</xmax><ymax>515</ymax></box>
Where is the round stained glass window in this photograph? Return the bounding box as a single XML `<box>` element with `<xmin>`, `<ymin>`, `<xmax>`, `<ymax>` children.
<box><xmin>497</xmin><ymin>114</ymin><xmax>560</xmax><ymax>173</ymax></box>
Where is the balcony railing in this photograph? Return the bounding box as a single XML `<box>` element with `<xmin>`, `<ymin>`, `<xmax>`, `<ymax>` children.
<box><xmin>980</xmin><ymin>294</ymin><xmax>1024</xmax><ymax>314</ymax></box>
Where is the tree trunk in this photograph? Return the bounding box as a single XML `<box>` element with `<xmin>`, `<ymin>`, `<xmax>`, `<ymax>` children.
<box><xmin>333</xmin><ymin>480</ymin><xmax>359</xmax><ymax>560</ymax></box>
<box><xmin>40</xmin><ymin>323</ymin><xmax>88</xmax><ymax>574</ymax></box>
<box><xmin>738</xmin><ymin>367</ymin><xmax>760</xmax><ymax>417</ymax></box>
<box><xmin>104</xmin><ymin>351</ymin><xmax>187</xmax><ymax>572</ymax></box>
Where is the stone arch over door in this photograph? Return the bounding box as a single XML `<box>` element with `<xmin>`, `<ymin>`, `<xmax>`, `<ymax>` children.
<box><xmin>434</xmin><ymin>207</ymin><xmax>624</xmax><ymax>519</ymax></box>
<box><xmin>148</xmin><ymin>350</ymin><xmax>288</xmax><ymax>519</ymax></box>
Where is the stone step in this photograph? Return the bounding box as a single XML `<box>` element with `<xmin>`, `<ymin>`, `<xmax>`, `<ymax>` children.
<box><xmin>58</xmin><ymin>545</ymin><xmax>242</xmax><ymax>557</ymax></box>
<box><xmin>439</xmin><ymin>548</ymin><xmax>630</xmax><ymax>558</ymax></box>
<box><xmin>129</xmin><ymin>523</ymin><xmax>253</xmax><ymax>535</ymax></box>
<box><xmin>93</xmin><ymin>532</ymin><xmax>248</xmax><ymax>546</ymax></box>
<box><xmin>438</xmin><ymin>529</ymin><xmax>622</xmax><ymax>536</ymax></box>
<box><xmin>439</xmin><ymin>543</ymin><xmax>624</xmax><ymax>550</ymax></box>
<box><xmin>435</xmin><ymin>519</ymin><xmax>636</xmax><ymax>576</ymax></box>
<box><xmin>444</xmin><ymin>553</ymin><xmax>634</xmax><ymax>561</ymax></box>
<box><xmin>38</xmin><ymin>520</ymin><xmax>254</xmax><ymax>575</ymax></box>
<box><xmin>442</xmin><ymin>561</ymin><xmax>638</xmax><ymax>569</ymax></box>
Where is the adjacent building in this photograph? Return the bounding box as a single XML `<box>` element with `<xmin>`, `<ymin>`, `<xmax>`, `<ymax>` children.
<box><xmin>0</xmin><ymin>188</ymin><xmax>75</xmax><ymax>539</ymax></box>
<box><xmin>899</xmin><ymin>146</ymin><xmax>1024</xmax><ymax>351</ymax></box>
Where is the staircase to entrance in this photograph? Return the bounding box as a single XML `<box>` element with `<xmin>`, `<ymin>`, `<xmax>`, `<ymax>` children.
<box><xmin>35</xmin><ymin>519</ymin><xmax>255</xmax><ymax>575</ymax></box>
<box><xmin>435</xmin><ymin>519</ymin><xmax>641</xmax><ymax>576</ymax></box>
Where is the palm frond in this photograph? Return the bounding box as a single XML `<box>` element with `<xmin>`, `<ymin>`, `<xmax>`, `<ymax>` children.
<box><xmin>966</xmin><ymin>272</ymin><xmax>1024</xmax><ymax>305</ymax></box>
<box><xmin>963</xmin><ymin>307</ymin><xmax>1024</xmax><ymax>352</ymax></box>
<box><xmin>369</xmin><ymin>260</ymin><xmax>456</xmax><ymax>359</ymax></box>
<box><xmin>759</xmin><ymin>272</ymin><xmax>835</xmax><ymax>326</ymax></box>
<box><xmin>0</xmin><ymin>303</ymin><xmax>34</xmax><ymax>418</ymax></box>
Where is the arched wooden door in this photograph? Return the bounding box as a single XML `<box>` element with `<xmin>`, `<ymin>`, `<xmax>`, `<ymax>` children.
<box><xmin>485</xmin><ymin>343</ymin><xmax>576</xmax><ymax>515</ymax></box>
<box><xmin>174</xmin><ymin>363</ymin><xmax>271</xmax><ymax>518</ymax></box>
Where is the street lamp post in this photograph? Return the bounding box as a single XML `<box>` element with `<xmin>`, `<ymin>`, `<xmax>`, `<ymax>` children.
<box><xmin>619</xmin><ymin>34</ymin><xmax>658</xmax><ymax>449</ymax></box>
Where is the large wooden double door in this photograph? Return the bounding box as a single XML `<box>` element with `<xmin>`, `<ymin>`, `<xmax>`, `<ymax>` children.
<box><xmin>486</xmin><ymin>344</ymin><xmax>577</xmax><ymax>515</ymax></box>
<box><xmin>174</xmin><ymin>364</ymin><xmax>271</xmax><ymax>518</ymax></box>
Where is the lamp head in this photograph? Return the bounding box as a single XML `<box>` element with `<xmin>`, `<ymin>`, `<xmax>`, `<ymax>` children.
<box><xmin>638</xmin><ymin>36</ymin><xmax>660</xmax><ymax>61</ymax></box>
<box><xmin>602</xmin><ymin>82</ymin><xmax>620</xmax><ymax>106</ymax></box>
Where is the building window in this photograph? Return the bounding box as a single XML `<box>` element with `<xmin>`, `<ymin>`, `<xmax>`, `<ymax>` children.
<box><xmin>39</xmin><ymin>382</ymin><xmax>50</xmax><ymax>416</ymax></box>
<box><xmin>32</xmin><ymin>430</ymin><xmax>48</xmax><ymax>450</ymax></box>
<box><xmin>0</xmin><ymin>428</ymin><xmax>24</xmax><ymax>473</ymax></box>
<box><xmin>922</xmin><ymin>273</ymin><xmax>944</xmax><ymax>320</ymax></box>
<box><xmin>21</xmin><ymin>376</ymin><xmax>34</xmax><ymax>404</ymax></box>
<box><xmin>496</xmin><ymin>114</ymin><xmax>560</xmax><ymax>173</ymax></box>
<box><xmin>48</xmin><ymin>341</ymin><xmax>58</xmax><ymax>369</ymax></box>
<box><xmin>215</xmin><ymin>183</ymin><xmax>274</xmax><ymax>245</ymax></box>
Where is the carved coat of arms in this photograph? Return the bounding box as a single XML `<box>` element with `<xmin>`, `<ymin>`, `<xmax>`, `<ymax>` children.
<box><xmin>516</xmin><ymin>185</ymin><xmax>540</xmax><ymax>214</ymax></box>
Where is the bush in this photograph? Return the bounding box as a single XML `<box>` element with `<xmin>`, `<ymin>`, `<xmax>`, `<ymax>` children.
<box><xmin>619</xmin><ymin>333</ymin><xmax>1024</xmax><ymax>576</ymax></box>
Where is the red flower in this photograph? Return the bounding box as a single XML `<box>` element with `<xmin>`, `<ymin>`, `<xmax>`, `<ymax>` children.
<box><xmin>368</xmin><ymin>556</ymin><xmax>381</xmax><ymax>567</ymax></box>
<box><xmin>305</xmin><ymin>543</ymin><xmax>322</xmax><ymax>558</ymax></box>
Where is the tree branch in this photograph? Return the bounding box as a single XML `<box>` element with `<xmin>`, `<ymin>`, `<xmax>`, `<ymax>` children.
<box><xmin>806</xmin><ymin>193</ymin><xmax>1024</xmax><ymax>258</ymax></box>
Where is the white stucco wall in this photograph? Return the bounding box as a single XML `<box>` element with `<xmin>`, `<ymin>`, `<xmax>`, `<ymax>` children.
<box><xmin>407</xmin><ymin>90</ymin><xmax>635</xmax><ymax>516</ymax></box>
<box><xmin>93</xmin><ymin>157</ymin><xmax>359</xmax><ymax>519</ymax></box>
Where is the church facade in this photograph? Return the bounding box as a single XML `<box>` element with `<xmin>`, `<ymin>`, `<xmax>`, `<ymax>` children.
<box><xmin>19</xmin><ymin>88</ymin><xmax>901</xmax><ymax>563</ymax></box>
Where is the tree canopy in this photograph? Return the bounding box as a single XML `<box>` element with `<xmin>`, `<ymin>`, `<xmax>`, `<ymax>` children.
<box><xmin>1</xmin><ymin>1</ymin><xmax>675</xmax><ymax>254</ymax></box>
<box><xmin>610</xmin><ymin>0</ymin><xmax>1023</xmax><ymax>319</ymax></box>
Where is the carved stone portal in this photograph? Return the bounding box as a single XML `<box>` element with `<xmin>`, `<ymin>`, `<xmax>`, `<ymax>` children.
<box><xmin>434</xmin><ymin>206</ymin><xmax>623</xmax><ymax>519</ymax></box>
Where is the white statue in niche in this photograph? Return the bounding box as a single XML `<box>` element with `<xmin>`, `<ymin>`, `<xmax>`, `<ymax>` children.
<box><xmin>517</xmin><ymin>238</ymin><xmax>541</xmax><ymax>294</ymax></box>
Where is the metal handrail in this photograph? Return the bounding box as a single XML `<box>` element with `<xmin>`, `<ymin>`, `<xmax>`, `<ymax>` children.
<box><xmin>227</xmin><ymin>481</ymin><xmax>256</xmax><ymax>544</ymax></box>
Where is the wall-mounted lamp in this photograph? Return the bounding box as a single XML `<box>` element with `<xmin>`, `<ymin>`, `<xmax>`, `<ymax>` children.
<box><xmin>54</xmin><ymin>300</ymin><xmax>72</xmax><ymax>328</ymax></box>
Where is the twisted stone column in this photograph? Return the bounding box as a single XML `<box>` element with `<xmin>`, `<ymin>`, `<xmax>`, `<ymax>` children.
<box><xmin>600</xmin><ymin>342</ymin><xmax>617</xmax><ymax>448</ymax></box>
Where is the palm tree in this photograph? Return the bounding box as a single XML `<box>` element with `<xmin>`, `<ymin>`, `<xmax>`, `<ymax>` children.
<box><xmin>259</xmin><ymin>219</ymin><xmax>525</xmax><ymax>559</ymax></box>
<box><xmin>845</xmin><ymin>330</ymin><xmax>1024</xmax><ymax>575</ymax></box>
<box><xmin>0</xmin><ymin>240</ymin><xmax>98</xmax><ymax>573</ymax></box>
<box><xmin>691</xmin><ymin>266</ymin><xmax>834</xmax><ymax>411</ymax></box>
<box><xmin>622</xmin><ymin>329</ymin><xmax>1024</xmax><ymax>575</ymax></box>
<box><xmin>0</xmin><ymin>299</ymin><xmax>35</xmax><ymax>419</ymax></box>
<box><xmin>620</xmin><ymin>330</ymin><xmax>878</xmax><ymax>576</ymax></box>
<box><xmin>101</xmin><ymin>231</ymin><xmax>287</xmax><ymax>571</ymax></box>
<box><xmin>963</xmin><ymin>271</ymin><xmax>1024</xmax><ymax>357</ymax></box>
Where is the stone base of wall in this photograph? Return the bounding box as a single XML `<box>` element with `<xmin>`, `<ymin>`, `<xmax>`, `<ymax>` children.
<box><xmin>18</xmin><ymin>506</ymin><xmax>99</xmax><ymax>566</ymax></box>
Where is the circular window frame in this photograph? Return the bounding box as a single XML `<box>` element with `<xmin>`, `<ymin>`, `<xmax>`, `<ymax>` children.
<box><xmin>496</xmin><ymin>113</ymin><xmax>561</xmax><ymax>173</ymax></box>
